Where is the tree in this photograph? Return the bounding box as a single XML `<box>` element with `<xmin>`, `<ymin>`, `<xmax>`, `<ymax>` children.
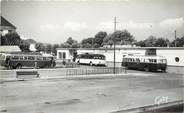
<box><xmin>81</xmin><ymin>37</ymin><xmax>94</xmax><ymax>48</ymax></box>
<box><xmin>103</xmin><ymin>30</ymin><xmax>135</xmax><ymax>46</ymax></box>
<box><xmin>93</xmin><ymin>31</ymin><xmax>107</xmax><ymax>48</ymax></box>
<box><xmin>35</xmin><ymin>42</ymin><xmax>45</xmax><ymax>52</ymax></box>
<box><xmin>135</xmin><ymin>40</ymin><xmax>146</xmax><ymax>47</ymax></box>
<box><xmin>155</xmin><ymin>38</ymin><xmax>169</xmax><ymax>47</ymax></box>
<box><xmin>52</xmin><ymin>44</ymin><xmax>59</xmax><ymax>55</ymax></box>
<box><xmin>19</xmin><ymin>40</ymin><xmax>30</xmax><ymax>52</ymax></box>
<box><xmin>66</xmin><ymin>37</ymin><xmax>74</xmax><ymax>45</ymax></box>
<box><xmin>171</xmin><ymin>36</ymin><xmax>184</xmax><ymax>47</ymax></box>
<box><xmin>81</xmin><ymin>43</ymin><xmax>92</xmax><ymax>48</ymax></box>
<box><xmin>144</xmin><ymin>35</ymin><xmax>157</xmax><ymax>47</ymax></box>
<box><xmin>177</xmin><ymin>36</ymin><xmax>184</xmax><ymax>47</ymax></box>
<box><xmin>71</xmin><ymin>41</ymin><xmax>80</xmax><ymax>48</ymax></box>
<box><xmin>1</xmin><ymin>32</ymin><xmax>21</xmax><ymax>45</ymax></box>
<box><xmin>45</xmin><ymin>44</ymin><xmax>52</xmax><ymax>53</ymax></box>
<box><xmin>60</xmin><ymin>37</ymin><xmax>80</xmax><ymax>48</ymax></box>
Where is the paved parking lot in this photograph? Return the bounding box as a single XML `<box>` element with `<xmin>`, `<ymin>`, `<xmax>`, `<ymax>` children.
<box><xmin>0</xmin><ymin>66</ymin><xmax>183</xmax><ymax>113</ymax></box>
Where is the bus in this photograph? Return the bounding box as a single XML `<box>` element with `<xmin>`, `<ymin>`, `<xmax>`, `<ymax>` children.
<box><xmin>0</xmin><ymin>52</ymin><xmax>56</xmax><ymax>69</ymax></box>
<box><xmin>121</xmin><ymin>55</ymin><xmax>167</xmax><ymax>72</ymax></box>
<box><xmin>76</xmin><ymin>53</ymin><xmax>106</xmax><ymax>66</ymax></box>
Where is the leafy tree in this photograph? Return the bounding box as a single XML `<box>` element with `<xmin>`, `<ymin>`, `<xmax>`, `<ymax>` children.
<box><xmin>155</xmin><ymin>38</ymin><xmax>169</xmax><ymax>47</ymax></box>
<box><xmin>177</xmin><ymin>36</ymin><xmax>184</xmax><ymax>47</ymax></box>
<box><xmin>103</xmin><ymin>30</ymin><xmax>135</xmax><ymax>45</ymax></box>
<box><xmin>35</xmin><ymin>42</ymin><xmax>45</xmax><ymax>52</ymax></box>
<box><xmin>171</xmin><ymin>36</ymin><xmax>184</xmax><ymax>47</ymax></box>
<box><xmin>52</xmin><ymin>44</ymin><xmax>59</xmax><ymax>55</ymax></box>
<box><xmin>19</xmin><ymin>40</ymin><xmax>30</xmax><ymax>52</ymax></box>
<box><xmin>71</xmin><ymin>41</ymin><xmax>80</xmax><ymax>48</ymax></box>
<box><xmin>45</xmin><ymin>44</ymin><xmax>52</xmax><ymax>53</ymax></box>
<box><xmin>81</xmin><ymin>37</ymin><xmax>94</xmax><ymax>48</ymax></box>
<box><xmin>135</xmin><ymin>36</ymin><xmax>170</xmax><ymax>47</ymax></box>
<box><xmin>1</xmin><ymin>32</ymin><xmax>21</xmax><ymax>45</ymax></box>
<box><xmin>60</xmin><ymin>42</ymin><xmax>70</xmax><ymax>48</ymax></box>
<box><xmin>82</xmin><ymin>43</ymin><xmax>92</xmax><ymax>48</ymax></box>
<box><xmin>135</xmin><ymin>40</ymin><xmax>146</xmax><ymax>47</ymax></box>
<box><xmin>94</xmin><ymin>31</ymin><xmax>107</xmax><ymax>48</ymax></box>
<box><xmin>144</xmin><ymin>35</ymin><xmax>157</xmax><ymax>47</ymax></box>
<box><xmin>66</xmin><ymin>37</ymin><xmax>74</xmax><ymax>45</ymax></box>
<box><xmin>61</xmin><ymin>37</ymin><xmax>80</xmax><ymax>48</ymax></box>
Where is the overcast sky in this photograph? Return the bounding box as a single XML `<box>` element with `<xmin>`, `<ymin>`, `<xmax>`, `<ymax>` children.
<box><xmin>1</xmin><ymin>0</ymin><xmax>184</xmax><ymax>44</ymax></box>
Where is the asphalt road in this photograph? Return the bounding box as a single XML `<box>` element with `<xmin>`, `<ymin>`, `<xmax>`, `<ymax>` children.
<box><xmin>0</xmin><ymin>66</ymin><xmax>183</xmax><ymax>113</ymax></box>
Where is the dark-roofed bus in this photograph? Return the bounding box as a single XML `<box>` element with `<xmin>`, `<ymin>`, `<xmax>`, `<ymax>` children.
<box><xmin>122</xmin><ymin>55</ymin><xmax>167</xmax><ymax>72</ymax></box>
<box><xmin>0</xmin><ymin>52</ymin><xmax>56</xmax><ymax>69</ymax></box>
<box><xmin>76</xmin><ymin>53</ymin><xmax>106</xmax><ymax>66</ymax></box>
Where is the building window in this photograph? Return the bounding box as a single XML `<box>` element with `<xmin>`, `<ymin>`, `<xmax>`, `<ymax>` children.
<box><xmin>58</xmin><ymin>52</ymin><xmax>66</xmax><ymax>59</ymax></box>
<box><xmin>175</xmin><ymin>57</ymin><xmax>180</xmax><ymax>62</ymax></box>
<box><xmin>63</xmin><ymin>52</ymin><xmax>66</xmax><ymax>59</ymax></box>
<box><xmin>59</xmin><ymin>52</ymin><xmax>62</xmax><ymax>59</ymax></box>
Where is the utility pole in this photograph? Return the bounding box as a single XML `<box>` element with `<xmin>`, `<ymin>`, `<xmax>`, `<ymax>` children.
<box><xmin>113</xmin><ymin>17</ymin><xmax>117</xmax><ymax>74</ymax></box>
<box><xmin>174</xmin><ymin>30</ymin><xmax>177</xmax><ymax>47</ymax></box>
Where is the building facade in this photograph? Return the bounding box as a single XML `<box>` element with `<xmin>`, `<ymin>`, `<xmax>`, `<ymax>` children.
<box><xmin>57</xmin><ymin>47</ymin><xmax>184</xmax><ymax>67</ymax></box>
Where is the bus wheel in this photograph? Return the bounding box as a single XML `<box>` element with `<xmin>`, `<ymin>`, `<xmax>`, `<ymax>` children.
<box><xmin>144</xmin><ymin>67</ymin><xmax>149</xmax><ymax>72</ymax></box>
<box><xmin>89</xmin><ymin>62</ymin><xmax>93</xmax><ymax>66</ymax></box>
<box><xmin>16</xmin><ymin>64</ymin><xmax>22</xmax><ymax>69</ymax></box>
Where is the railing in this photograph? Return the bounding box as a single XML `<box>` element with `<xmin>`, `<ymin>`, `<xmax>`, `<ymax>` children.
<box><xmin>65</xmin><ymin>62</ymin><xmax>79</xmax><ymax>68</ymax></box>
<box><xmin>66</xmin><ymin>67</ymin><xmax>126</xmax><ymax>76</ymax></box>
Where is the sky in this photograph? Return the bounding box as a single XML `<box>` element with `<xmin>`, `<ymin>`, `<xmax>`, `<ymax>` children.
<box><xmin>1</xmin><ymin>0</ymin><xmax>184</xmax><ymax>44</ymax></box>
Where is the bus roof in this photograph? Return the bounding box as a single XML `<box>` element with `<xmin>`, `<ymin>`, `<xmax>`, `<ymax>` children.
<box><xmin>79</xmin><ymin>53</ymin><xmax>105</xmax><ymax>57</ymax></box>
<box><xmin>1</xmin><ymin>52</ymin><xmax>42</xmax><ymax>56</ymax></box>
<box><xmin>124</xmin><ymin>55</ymin><xmax>166</xmax><ymax>59</ymax></box>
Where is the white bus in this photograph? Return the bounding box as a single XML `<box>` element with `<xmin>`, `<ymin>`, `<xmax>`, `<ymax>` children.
<box><xmin>122</xmin><ymin>55</ymin><xmax>167</xmax><ymax>72</ymax></box>
<box><xmin>76</xmin><ymin>53</ymin><xmax>106</xmax><ymax>66</ymax></box>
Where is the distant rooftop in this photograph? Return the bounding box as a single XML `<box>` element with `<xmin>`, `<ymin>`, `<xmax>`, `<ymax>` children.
<box><xmin>0</xmin><ymin>16</ymin><xmax>16</xmax><ymax>30</ymax></box>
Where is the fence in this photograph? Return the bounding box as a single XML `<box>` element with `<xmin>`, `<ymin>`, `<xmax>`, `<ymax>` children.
<box><xmin>66</xmin><ymin>67</ymin><xmax>126</xmax><ymax>76</ymax></box>
<box><xmin>65</xmin><ymin>62</ymin><xmax>79</xmax><ymax>68</ymax></box>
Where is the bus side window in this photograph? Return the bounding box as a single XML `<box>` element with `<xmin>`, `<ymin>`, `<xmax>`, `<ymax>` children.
<box><xmin>148</xmin><ymin>59</ymin><xmax>151</xmax><ymax>63</ymax></box>
<box><xmin>133</xmin><ymin>58</ymin><xmax>135</xmax><ymax>62</ymax></box>
<box><xmin>37</xmin><ymin>57</ymin><xmax>43</xmax><ymax>60</ymax></box>
<box><xmin>28</xmin><ymin>56</ymin><xmax>35</xmax><ymax>60</ymax></box>
<box><xmin>136</xmin><ymin>58</ymin><xmax>140</xmax><ymax>62</ymax></box>
<box><xmin>43</xmin><ymin>57</ymin><xmax>47</xmax><ymax>60</ymax></box>
<box><xmin>12</xmin><ymin>56</ymin><xmax>19</xmax><ymax>60</ymax></box>
<box><xmin>24</xmin><ymin>56</ymin><xmax>28</xmax><ymax>60</ymax></box>
<box><xmin>145</xmin><ymin>59</ymin><xmax>149</xmax><ymax>62</ymax></box>
<box><xmin>128</xmin><ymin>58</ymin><xmax>130</xmax><ymax>62</ymax></box>
<box><xmin>20</xmin><ymin>56</ymin><xmax>23</xmax><ymax>60</ymax></box>
<box><xmin>153</xmin><ymin>59</ymin><xmax>156</xmax><ymax>63</ymax></box>
<box><xmin>46</xmin><ymin>57</ymin><xmax>51</xmax><ymax>60</ymax></box>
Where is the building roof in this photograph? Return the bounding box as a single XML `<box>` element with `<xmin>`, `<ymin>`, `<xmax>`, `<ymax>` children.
<box><xmin>0</xmin><ymin>16</ymin><xmax>16</xmax><ymax>30</ymax></box>
<box><xmin>0</xmin><ymin>46</ymin><xmax>21</xmax><ymax>53</ymax></box>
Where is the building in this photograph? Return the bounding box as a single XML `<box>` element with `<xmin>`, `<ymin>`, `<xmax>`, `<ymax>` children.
<box><xmin>0</xmin><ymin>16</ymin><xmax>16</xmax><ymax>45</ymax></box>
<box><xmin>57</xmin><ymin>47</ymin><xmax>184</xmax><ymax>67</ymax></box>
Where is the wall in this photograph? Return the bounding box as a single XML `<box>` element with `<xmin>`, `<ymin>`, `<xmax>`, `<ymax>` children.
<box><xmin>157</xmin><ymin>49</ymin><xmax>184</xmax><ymax>66</ymax></box>
<box><xmin>56</xmin><ymin>48</ymin><xmax>184</xmax><ymax>67</ymax></box>
<box><xmin>57</xmin><ymin>49</ymin><xmax>71</xmax><ymax>61</ymax></box>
